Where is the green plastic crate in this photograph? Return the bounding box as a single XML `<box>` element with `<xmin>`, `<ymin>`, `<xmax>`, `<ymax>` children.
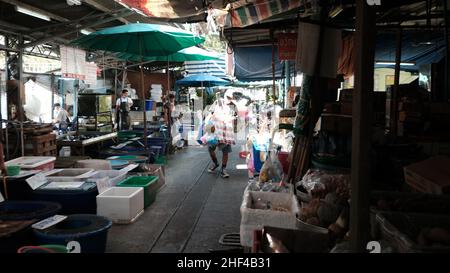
<box><xmin>117</xmin><ymin>176</ymin><xmax>158</xmax><ymax>208</ymax></box>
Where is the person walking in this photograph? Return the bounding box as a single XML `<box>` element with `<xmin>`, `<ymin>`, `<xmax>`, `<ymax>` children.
<box><xmin>207</xmin><ymin>91</ymin><xmax>236</xmax><ymax>178</ymax></box>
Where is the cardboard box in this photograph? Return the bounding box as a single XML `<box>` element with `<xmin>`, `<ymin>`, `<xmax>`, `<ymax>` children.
<box><xmin>404</xmin><ymin>156</ymin><xmax>450</xmax><ymax>195</ymax></box>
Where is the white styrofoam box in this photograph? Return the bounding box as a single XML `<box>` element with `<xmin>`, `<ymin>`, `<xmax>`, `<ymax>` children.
<box><xmin>240</xmin><ymin>190</ymin><xmax>300</xmax><ymax>247</ymax></box>
<box><xmin>90</xmin><ymin>170</ymin><xmax>127</xmax><ymax>186</ymax></box>
<box><xmin>44</xmin><ymin>168</ymin><xmax>95</xmax><ymax>182</ymax></box>
<box><xmin>97</xmin><ymin>187</ymin><xmax>144</xmax><ymax>224</ymax></box>
<box><xmin>5</xmin><ymin>156</ymin><xmax>56</xmax><ymax>170</ymax></box>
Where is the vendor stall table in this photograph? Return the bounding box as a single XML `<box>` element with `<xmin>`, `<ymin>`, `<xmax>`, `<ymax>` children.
<box><xmin>57</xmin><ymin>132</ymin><xmax>118</xmax><ymax>156</ymax></box>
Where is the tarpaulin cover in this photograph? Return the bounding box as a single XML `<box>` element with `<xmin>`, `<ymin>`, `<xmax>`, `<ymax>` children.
<box><xmin>222</xmin><ymin>0</ymin><xmax>312</xmax><ymax>28</ymax></box>
<box><xmin>375</xmin><ymin>31</ymin><xmax>446</xmax><ymax>71</ymax></box>
<box><xmin>115</xmin><ymin>0</ymin><xmax>205</xmax><ymax>20</ymax></box>
<box><xmin>234</xmin><ymin>46</ymin><xmax>294</xmax><ymax>81</ymax></box>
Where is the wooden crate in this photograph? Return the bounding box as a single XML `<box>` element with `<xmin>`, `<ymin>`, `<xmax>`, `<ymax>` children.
<box><xmin>24</xmin><ymin>133</ymin><xmax>57</xmax><ymax>156</ymax></box>
<box><xmin>9</xmin><ymin>123</ymin><xmax>53</xmax><ymax>136</ymax></box>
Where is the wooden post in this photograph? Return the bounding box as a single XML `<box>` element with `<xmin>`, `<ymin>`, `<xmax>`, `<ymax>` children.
<box><xmin>350</xmin><ymin>0</ymin><xmax>375</xmax><ymax>252</ymax></box>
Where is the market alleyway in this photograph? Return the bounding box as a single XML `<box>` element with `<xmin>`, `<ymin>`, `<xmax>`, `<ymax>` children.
<box><xmin>106</xmin><ymin>143</ymin><xmax>248</xmax><ymax>253</ymax></box>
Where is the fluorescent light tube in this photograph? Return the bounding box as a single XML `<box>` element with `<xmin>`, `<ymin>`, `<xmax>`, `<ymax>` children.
<box><xmin>16</xmin><ymin>6</ymin><xmax>50</xmax><ymax>21</ymax></box>
<box><xmin>376</xmin><ymin>61</ymin><xmax>415</xmax><ymax>66</ymax></box>
<box><xmin>81</xmin><ymin>29</ymin><xmax>92</xmax><ymax>35</ymax></box>
<box><xmin>118</xmin><ymin>1</ymin><xmax>130</xmax><ymax>9</ymax></box>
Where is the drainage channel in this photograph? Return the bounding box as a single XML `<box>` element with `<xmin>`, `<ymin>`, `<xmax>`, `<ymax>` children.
<box><xmin>147</xmin><ymin>156</ymin><xmax>211</xmax><ymax>253</ymax></box>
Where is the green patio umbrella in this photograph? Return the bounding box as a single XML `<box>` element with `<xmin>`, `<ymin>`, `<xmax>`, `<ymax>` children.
<box><xmin>116</xmin><ymin>46</ymin><xmax>221</xmax><ymax>62</ymax></box>
<box><xmin>71</xmin><ymin>23</ymin><xmax>205</xmax><ymax>146</ymax></box>
<box><xmin>72</xmin><ymin>23</ymin><xmax>205</xmax><ymax>56</ymax></box>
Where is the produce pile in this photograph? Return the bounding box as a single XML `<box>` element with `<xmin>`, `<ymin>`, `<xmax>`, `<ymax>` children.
<box><xmin>297</xmin><ymin>169</ymin><xmax>351</xmax><ymax>240</ymax></box>
<box><xmin>300</xmin><ymin>169</ymin><xmax>350</xmax><ymax>199</ymax></box>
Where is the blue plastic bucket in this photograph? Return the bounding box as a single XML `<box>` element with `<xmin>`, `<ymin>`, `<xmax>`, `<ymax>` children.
<box><xmin>33</xmin><ymin>214</ymin><xmax>112</xmax><ymax>253</ymax></box>
<box><xmin>145</xmin><ymin>100</ymin><xmax>154</xmax><ymax>111</ymax></box>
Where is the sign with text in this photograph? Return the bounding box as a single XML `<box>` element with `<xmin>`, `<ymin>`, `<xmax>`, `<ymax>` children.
<box><xmin>60</xmin><ymin>45</ymin><xmax>87</xmax><ymax>80</ymax></box>
<box><xmin>278</xmin><ymin>33</ymin><xmax>298</xmax><ymax>60</ymax></box>
<box><xmin>85</xmin><ymin>62</ymin><xmax>98</xmax><ymax>86</ymax></box>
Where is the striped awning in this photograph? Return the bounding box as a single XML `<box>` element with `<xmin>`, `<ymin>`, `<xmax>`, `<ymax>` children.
<box><xmin>115</xmin><ymin>0</ymin><xmax>205</xmax><ymax>20</ymax></box>
<box><xmin>224</xmin><ymin>0</ymin><xmax>313</xmax><ymax>28</ymax></box>
<box><xmin>183</xmin><ymin>56</ymin><xmax>230</xmax><ymax>79</ymax></box>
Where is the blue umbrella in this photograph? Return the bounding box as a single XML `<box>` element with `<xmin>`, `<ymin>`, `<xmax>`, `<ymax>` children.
<box><xmin>176</xmin><ymin>74</ymin><xmax>230</xmax><ymax>88</ymax></box>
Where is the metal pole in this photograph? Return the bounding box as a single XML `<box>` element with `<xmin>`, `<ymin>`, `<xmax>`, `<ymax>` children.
<box><xmin>285</xmin><ymin>60</ymin><xmax>290</xmax><ymax>108</ymax></box>
<box><xmin>350</xmin><ymin>0</ymin><xmax>376</xmax><ymax>252</ymax></box>
<box><xmin>392</xmin><ymin>28</ymin><xmax>402</xmax><ymax>136</ymax></box>
<box><xmin>74</xmin><ymin>79</ymin><xmax>78</xmax><ymax>120</ymax></box>
<box><xmin>5</xmin><ymin>122</ymin><xmax>8</xmax><ymax>160</ymax></box>
<box><xmin>167</xmin><ymin>58</ymin><xmax>172</xmax><ymax>139</ymax></box>
<box><xmin>443</xmin><ymin>0</ymin><xmax>449</xmax><ymax>101</ymax></box>
<box><xmin>20</xmin><ymin>121</ymin><xmax>24</xmax><ymax>156</ymax></box>
<box><xmin>114</xmin><ymin>69</ymin><xmax>118</xmax><ymax>96</ymax></box>
<box><xmin>139</xmin><ymin>35</ymin><xmax>148</xmax><ymax>148</ymax></box>
<box><xmin>18</xmin><ymin>35</ymin><xmax>24</xmax><ymax>123</ymax></box>
<box><xmin>51</xmin><ymin>73</ymin><xmax>55</xmax><ymax>120</ymax></box>
<box><xmin>271</xmin><ymin>29</ymin><xmax>276</xmax><ymax>103</ymax></box>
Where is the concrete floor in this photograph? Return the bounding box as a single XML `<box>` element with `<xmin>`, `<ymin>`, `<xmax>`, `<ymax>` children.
<box><xmin>106</xmin><ymin>144</ymin><xmax>248</xmax><ymax>253</ymax></box>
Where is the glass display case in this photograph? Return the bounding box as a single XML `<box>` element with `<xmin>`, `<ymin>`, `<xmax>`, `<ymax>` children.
<box><xmin>77</xmin><ymin>94</ymin><xmax>113</xmax><ymax>134</ymax></box>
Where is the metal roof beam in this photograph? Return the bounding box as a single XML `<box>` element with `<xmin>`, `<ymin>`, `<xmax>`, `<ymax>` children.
<box><xmin>24</xmin><ymin>10</ymin><xmax>99</xmax><ymax>35</ymax></box>
<box><xmin>0</xmin><ymin>0</ymin><xmax>98</xmax><ymax>34</ymax></box>
<box><xmin>0</xmin><ymin>0</ymin><xmax>70</xmax><ymax>23</ymax></box>
<box><xmin>83</xmin><ymin>0</ymin><xmax>129</xmax><ymax>24</ymax></box>
<box><xmin>22</xmin><ymin>9</ymin><xmax>135</xmax><ymax>49</ymax></box>
<box><xmin>0</xmin><ymin>20</ymin><xmax>69</xmax><ymax>45</ymax></box>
